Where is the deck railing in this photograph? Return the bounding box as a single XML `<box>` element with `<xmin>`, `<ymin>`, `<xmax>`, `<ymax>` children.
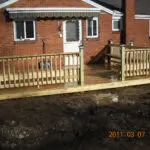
<box><xmin>0</xmin><ymin>46</ymin><xmax>84</xmax><ymax>89</ymax></box>
<box><xmin>106</xmin><ymin>44</ymin><xmax>121</xmax><ymax>69</ymax></box>
<box><xmin>108</xmin><ymin>45</ymin><xmax>150</xmax><ymax>80</ymax></box>
<box><xmin>124</xmin><ymin>47</ymin><xmax>150</xmax><ymax>78</ymax></box>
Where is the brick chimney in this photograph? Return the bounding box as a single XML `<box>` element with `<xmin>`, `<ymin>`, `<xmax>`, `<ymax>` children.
<box><xmin>125</xmin><ymin>0</ymin><xmax>135</xmax><ymax>45</ymax></box>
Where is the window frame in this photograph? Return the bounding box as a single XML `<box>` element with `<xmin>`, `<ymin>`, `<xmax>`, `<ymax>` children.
<box><xmin>112</xmin><ymin>17</ymin><xmax>122</xmax><ymax>32</ymax></box>
<box><xmin>149</xmin><ymin>20</ymin><xmax>150</xmax><ymax>38</ymax></box>
<box><xmin>86</xmin><ymin>17</ymin><xmax>99</xmax><ymax>38</ymax></box>
<box><xmin>13</xmin><ymin>20</ymin><xmax>36</xmax><ymax>41</ymax></box>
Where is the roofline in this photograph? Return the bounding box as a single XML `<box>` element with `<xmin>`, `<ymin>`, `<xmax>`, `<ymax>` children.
<box><xmin>83</xmin><ymin>0</ymin><xmax>150</xmax><ymax>19</ymax></box>
<box><xmin>6</xmin><ymin>7</ymin><xmax>100</xmax><ymax>13</ymax></box>
<box><xmin>0</xmin><ymin>0</ymin><xmax>19</xmax><ymax>9</ymax></box>
<box><xmin>113</xmin><ymin>10</ymin><xmax>123</xmax><ymax>17</ymax></box>
<box><xmin>135</xmin><ymin>14</ymin><xmax>150</xmax><ymax>19</ymax></box>
<box><xmin>82</xmin><ymin>0</ymin><xmax>114</xmax><ymax>14</ymax></box>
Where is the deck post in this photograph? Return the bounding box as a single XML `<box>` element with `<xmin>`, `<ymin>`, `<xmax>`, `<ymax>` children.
<box><xmin>79</xmin><ymin>45</ymin><xmax>84</xmax><ymax>86</ymax></box>
<box><xmin>120</xmin><ymin>45</ymin><xmax>125</xmax><ymax>81</ymax></box>
<box><xmin>106</xmin><ymin>44</ymin><xmax>111</xmax><ymax>64</ymax></box>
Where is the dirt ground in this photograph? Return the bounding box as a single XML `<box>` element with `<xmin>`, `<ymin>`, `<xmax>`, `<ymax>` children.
<box><xmin>0</xmin><ymin>85</ymin><xmax>150</xmax><ymax>150</ymax></box>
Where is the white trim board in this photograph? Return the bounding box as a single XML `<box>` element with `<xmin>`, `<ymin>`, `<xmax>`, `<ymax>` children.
<box><xmin>0</xmin><ymin>0</ymin><xmax>19</xmax><ymax>9</ymax></box>
<box><xmin>82</xmin><ymin>0</ymin><xmax>113</xmax><ymax>14</ymax></box>
<box><xmin>6</xmin><ymin>7</ymin><xmax>100</xmax><ymax>13</ymax></box>
<box><xmin>135</xmin><ymin>15</ymin><xmax>150</xmax><ymax>19</ymax></box>
<box><xmin>113</xmin><ymin>11</ymin><xmax>123</xmax><ymax>17</ymax></box>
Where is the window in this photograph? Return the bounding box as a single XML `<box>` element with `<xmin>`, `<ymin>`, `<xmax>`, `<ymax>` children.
<box><xmin>87</xmin><ymin>17</ymin><xmax>98</xmax><ymax>38</ymax></box>
<box><xmin>66</xmin><ymin>20</ymin><xmax>79</xmax><ymax>42</ymax></box>
<box><xmin>112</xmin><ymin>18</ymin><xmax>121</xmax><ymax>31</ymax></box>
<box><xmin>14</xmin><ymin>21</ymin><xmax>36</xmax><ymax>41</ymax></box>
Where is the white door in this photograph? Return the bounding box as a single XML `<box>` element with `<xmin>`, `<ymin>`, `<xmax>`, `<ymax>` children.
<box><xmin>63</xmin><ymin>20</ymin><xmax>82</xmax><ymax>65</ymax></box>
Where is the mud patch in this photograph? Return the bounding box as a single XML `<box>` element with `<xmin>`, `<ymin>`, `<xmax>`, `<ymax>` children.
<box><xmin>0</xmin><ymin>85</ymin><xmax>150</xmax><ymax>150</ymax></box>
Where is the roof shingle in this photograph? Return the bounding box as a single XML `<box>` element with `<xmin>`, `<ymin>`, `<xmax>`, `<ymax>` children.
<box><xmin>0</xmin><ymin>0</ymin><xmax>9</xmax><ymax>4</ymax></box>
<box><xmin>92</xmin><ymin>0</ymin><xmax>150</xmax><ymax>15</ymax></box>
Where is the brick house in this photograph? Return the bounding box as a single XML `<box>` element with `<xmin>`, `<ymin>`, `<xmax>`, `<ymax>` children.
<box><xmin>0</xmin><ymin>0</ymin><xmax>150</xmax><ymax>64</ymax></box>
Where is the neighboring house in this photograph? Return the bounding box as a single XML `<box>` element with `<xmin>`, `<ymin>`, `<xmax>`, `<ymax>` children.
<box><xmin>0</xmin><ymin>0</ymin><xmax>150</xmax><ymax>63</ymax></box>
<box><xmin>92</xmin><ymin>0</ymin><xmax>150</xmax><ymax>47</ymax></box>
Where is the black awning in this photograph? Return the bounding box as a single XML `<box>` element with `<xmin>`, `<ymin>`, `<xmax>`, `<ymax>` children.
<box><xmin>8</xmin><ymin>11</ymin><xmax>99</xmax><ymax>19</ymax></box>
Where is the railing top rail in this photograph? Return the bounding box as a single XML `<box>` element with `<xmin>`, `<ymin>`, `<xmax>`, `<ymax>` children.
<box><xmin>0</xmin><ymin>52</ymin><xmax>80</xmax><ymax>59</ymax></box>
<box><xmin>125</xmin><ymin>48</ymin><xmax>150</xmax><ymax>52</ymax></box>
<box><xmin>126</xmin><ymin>45</ymin><xmax>150</xmax><ymax>49</ymax></box>
<box><xmin>110</xmin><ymin>44</ymin><xmax>150</xmax><ymax>49</ymax></box>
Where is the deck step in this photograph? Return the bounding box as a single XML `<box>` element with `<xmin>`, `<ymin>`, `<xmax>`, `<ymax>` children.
<box><xmin>110</xmin><ymin>59</ymin><xmax>121</xmax><ymax>64</ymax></box>
<box><xmin>106</xmin><ymin>54</ymin><xmax>121</xmax><ymax>59</ymax></box>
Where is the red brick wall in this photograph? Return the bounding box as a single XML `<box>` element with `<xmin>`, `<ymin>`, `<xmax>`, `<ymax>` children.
<box><xmin>83</xmin><ymin>13</ymin><xmax>120</xmax><ymax>63</ymax></box>
<box><xmin>125</xmin><ymin>0</ymin><xmax>150</xmax><ymax>46</ymax></box>
<box><xmin>9</xmin><ymin>0</ymin><xmax>92</xmax><ymax>8</ymax></box>
<box><xmin>1</xmin><ymin>0</ymin><xmax>150</xmax><ymax>64</ymax></box>
<box><xmin>0</xmin><ymin>0</ymin><xmax>91</xmax><ymax>57</ymax></box>
<box><xmin>0</xmin><ymin>12</ymin><xmax>14</xmax><ymax>56</ymax></box>
<box><xmin>0</xmin><ymin>12</ymin><xmax>121</xmax><ymax>63</ymax></box>
<box><xmin>14</xmin><ymin>20</ymin><xmax>64</xmax><ymax>55</ymax></box>
<box><xmin>0</xmin><ymin>0</ymin><xmax>121</xmax><ymax>63</ymax></box>
<box><xmin>133</xmin><ymin>19</ymin><xmax>150</xmax><ymax>46</ymax></box>
<box><xmin>125</xmin><ymin>0</ymin><xmax>135</xmax><ymax>44</ymax></box>
<box><xmin>0</xmin><ymin>12</ymin><xmax>64</xmax><ymax>56</ymax></box>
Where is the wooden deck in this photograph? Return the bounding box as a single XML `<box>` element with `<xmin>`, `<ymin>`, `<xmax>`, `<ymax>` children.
<box><xmin>1</xmin><ymin>64</ymin><xmax>150</xmax><ymax>101</ymax></box>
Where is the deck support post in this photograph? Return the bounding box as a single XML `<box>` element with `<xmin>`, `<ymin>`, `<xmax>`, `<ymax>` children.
<box><xmin>109</xmin><ymin>44</ymin><xmax>113</xmax><ymax>66</ymax></box>
<box><xmin>79</xmin><ymin>45</ymin><xmax>84</xmax><ymax>86</ymax></box>
<box><xmin>105</xmin><ymin>44</ymin><xmax>111</xmax><ymax>65</ymax></box>
<box><xmin>120</xmin><ymin>45</ymin><xmax>125</xmax><ymax>81</ymax></box>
